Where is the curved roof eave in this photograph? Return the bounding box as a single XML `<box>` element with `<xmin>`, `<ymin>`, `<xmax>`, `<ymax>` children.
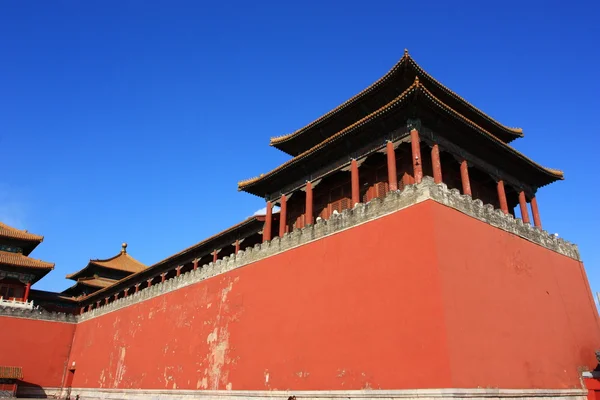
<box><xmin>241</xmin><ymin>80</ymin><xmax>561</xmax><ymax>193</ymax></box>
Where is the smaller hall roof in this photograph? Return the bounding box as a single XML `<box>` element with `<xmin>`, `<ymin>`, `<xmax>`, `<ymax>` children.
<box><xmin>62</xmin><ymin>277</ymin><xmax>118</xmax><ymax>297</ymax></box>
<box><xmin>66</xmin><ymin>243</ymin><xmax>147</xmax><ymax>281</ymax></box>
<box><xmin>0</xmin><ymin>250</ymin><xmax>54</xmax><ymax>270</ymax></box>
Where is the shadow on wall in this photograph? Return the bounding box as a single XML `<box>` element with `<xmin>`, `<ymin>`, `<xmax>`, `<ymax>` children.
<box><xmin>16</xmin><ymin>381</ymin><xmax>53</xmax><ymax>399</ymax></box>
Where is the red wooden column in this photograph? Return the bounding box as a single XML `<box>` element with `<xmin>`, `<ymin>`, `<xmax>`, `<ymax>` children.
<box><xmin>410</xmin><ymin>129</ymin><xmax>423</xmax><ymax>183</ymax></box>
<box><xmin>234</xmin><ymin>240</ymin><xmax>240</xmax><ymax>254</ymax></box>
<box><xmin>87</xmin><ymin>304</ymin><xmax>93</xmax><ymax>312</ymax></box>
<box><xmin>23</xmin><ymin>282</ymin><xmax>31</xmax><ymax>302</ymax></box>
<box><xmin>305</xmin><ymin>181</ymin><xmax>314</xmax><ymax>225</ymax></box>
<box><xmin>193</xmin><ymin>259</ymin><xmax>199</xmax><ymax>270</ymax></box>
<box><xmin>135</xmin><ymin>283</ymin><xmax>140</xmax><ymax>293</ymax></box>
<box><xmin>123</xmin><ymin>288</ymin><xmax>129</xmax><ymax>298</ymax></box>
<box><xmin>279</xmin><ymin>195</ymin><xmax>287</xmax><ymax>238</ymax></box>
<box><xmin>431</xmin><ymin>144</ymin><xmax>442</xmax><ymax>184</ymax></box>
<box><xmin>160</xmin><ymin>272</ymin><xmax>166</xmax><ymax>283</ymax></box>
<box><xmin>496</xmin><ymin>180</ymin><xmax>509</xmax><ymax>214</ymax></box>
<box><xmin>386</xmin><ymin>141</ymin><xmax>398</xmax><ymax>191</ymax></box>
<box><xmin>147</xmin><ymin>278</ymin><xmax>153</xmax><ymax>288</ymax></box>
<box><xmin>80</xmin><ymin>307</ymin><xmax>85</xmax><ymax>315</ymax></box>
<box><xmin>176</xmin><ymin>265</ymin><xmax>182</xmax><ymax>277</ymax></box>
<box><xmin>113</xmin><ymin>293</ymin><xmax>118</xmax><ymax>301</ymax></box>
<box><xmin>96</xmin><ymin>300</ymin><xmax>101</xmax><ymax>308</ymax></box>
<box><xmin>460</xmin><ymin>160</ymin><xmax>472</xmax><ymax>196</ymax></box>
<box><xmin>518</xmin><ymin>191</ymin><xmax>531</xmax><ymax>224</ymax></box>
<box><xmin>530</xmin><ymin>196</ymin><xmax>542</xmax><ymax>229</ymax></box>
<box><xmin>350</xmin><ymin>159</ymin><xmax>360</xmax><ymax>204</ymax></box>
<box><xmin>104</xmin><ymin>297</ymin><xmax>109</xmax><ymax>305</ymax></box>
<box><xmin>262</xmin><ymin>200</ymin><xmax>272</xmax><ymax>243</ymax></box>
<box><xmin>212</xmin><ymin>250</ymin><xmax>218</xmax><ymax>263</ymax></box>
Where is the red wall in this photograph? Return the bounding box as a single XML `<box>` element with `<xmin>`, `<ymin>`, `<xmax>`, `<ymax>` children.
<box><xmin>431</xmin><ymin>204</ymin><xmax>600</xmax><ymax>389</ymax></box>
<box><xmin>0</xmin><ymin>317</ymin><xmax>75</xmax><ymax>388</ymax></box>
<box><xmin>67</xmin><ymin>200</ymin><xmax>600</xmax><ymax>391</ymax></box>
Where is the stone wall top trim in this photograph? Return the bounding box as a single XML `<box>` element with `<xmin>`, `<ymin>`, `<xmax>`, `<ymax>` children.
<box><xmin>78</xmin><ymin>177</ymin><xmax>580</xmax><ymax>322</ymax></box>
<box><xmin>0</xmin><ymin>305</ymin><xmax>77</xmax><ymax>323</ymax></box>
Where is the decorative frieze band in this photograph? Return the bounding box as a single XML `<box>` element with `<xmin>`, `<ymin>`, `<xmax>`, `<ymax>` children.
<box><xmin>78</xmin><ymin>177</ymin><xmax>580</xmax><ymax>322</ymax></box>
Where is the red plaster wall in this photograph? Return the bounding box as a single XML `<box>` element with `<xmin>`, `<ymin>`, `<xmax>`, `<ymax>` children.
<box><xmin>67</xmin><ymin>200</ymin><xmax>600</xmax><ymax>391</ymax></box>
<box><xmin>0</xmin><ymin>317</ymin><xmax>75</xmax><ymax>388</ymax></box>
<box><xmin>430</xmin><ymin>204</ymin><xmax>600</xmax><ymax>389</ymax></box>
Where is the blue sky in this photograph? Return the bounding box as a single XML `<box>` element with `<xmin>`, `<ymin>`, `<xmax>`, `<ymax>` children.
<box><xmin>1</xmin><ymin>1</ymin><xmax>599</xmax><ymax>294</ymax></box>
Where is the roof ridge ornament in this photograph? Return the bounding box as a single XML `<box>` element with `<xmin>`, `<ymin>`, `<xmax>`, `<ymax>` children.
<box><xmin>414</xmin><ymin>76</ymin><xmax>420</xmax><ymax>87</ymax></box>
<box><xmin>404</xmin><ymin>48</ymin><xmax>409</xmax><ymax>58</ymax></box>
<box><xmin>121</xmin><ymin>243</ymin><xmax>127</xmax><ymax>254</ymax></box>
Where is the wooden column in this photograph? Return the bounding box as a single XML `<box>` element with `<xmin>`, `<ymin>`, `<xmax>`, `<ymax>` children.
<box><xmin>160</xmin><ymin>273</ymin><xmax>166</xmax><ymax>283</ymax></box>
<box><xmin>123</xmin><ymin>288</ymin><xmax>129</xmax><ymax>298</ymax></box>
<box><xmin>431</xmin><ymin>144</ymin><xmax>442</xmax><ymax>184</ymax></box>
<box><xmin>386</xmin><ymin>141</ymin><xmax>398</xmax><ymax>191</ymax></box>
<box><xmin>460</xmin><ymin>160</ymin><xmax>472</xmax><ymax>196</ymax></box>
<box><xmin>87</xmin><ymin>304</ymin><xmax>93</xmax><ymax>312</ymax></box>
<box><xmin>497</xmin><ymin>180</ymin><xmax>509</xmax><ymax>214</ymax></box>
<box><xmin>305</xmin><ymin>181</ymin><xmax>313</xmax><ymax>225</ymax></box>
<box><xmin>530</xmin><ymin>196</ymin><xmax>542</xmax><ymax>229</ymax></box>
<box><xmin>279</xmin><ymin>195</ymin><xmax>287</xmax><ymax>238</ymax></box>
<box><xmin>410</xmin><ymin>129</ymin><xmax>423</xmax><ymax>183</ymax></box>
<box><xmin>96</xmin><ymin>300</ymin><xmax>101</xmax><ymax>308</ymax></box>
<box><xmin>147</xmin><ymin>278</ymin><xmax>153</xmax><ymax>288</ymax></box>
<box><xmin>234</xmin><ymin>240</ymin><xmax>240</xmax><ymax>254</ymax></box>
<box><xmin>104</xmin><ymin>297</ymin><xmax>109</xmax><ymax>305</ymax></box>
<box><xmin>80</xmin><ymin>307</ymin><xmax>85</xmax><ymax>315</ymax></box>
<box><xmin>262</xmin><ymin>200</ymin><xmax>272</xmax><ymax>243</ymax></box>
<box><xmin>113</xmin><ymin>293</ymin><xmax>118</xmax><ymax>301</ymax></box>
<box><xmin>193</xmin><ymin>259</ymin><xmax>199</xmax><ymax>270</ymax></box>
<box><xmin>135</xmin><ymin>283</ymin><xmax>140</xmax><ymax>293</ymax></box>
<box><xmin>176</xmin><ymin>265</ymin><xmax>182</xmax><ymax>277</ymax></box>
<box><xmin>351</xmin><ymin>159</ymin><xmax>360</xmax><ymax>204</ymax></box>
<box><xmin>23</xmin><ymin>282</ymin><xmax>31</xmax><ymax>302</ymax></box>
<box><xmin>518</xmin><ymin>191</ymin><xmax>530</xmax><ymax>224</ymax></box>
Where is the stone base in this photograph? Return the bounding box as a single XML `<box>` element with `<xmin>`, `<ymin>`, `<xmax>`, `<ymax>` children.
<box><xmin>67</xmin><ymin>388</ymin><xmax>587</xmax><ymax>400</ymax></box>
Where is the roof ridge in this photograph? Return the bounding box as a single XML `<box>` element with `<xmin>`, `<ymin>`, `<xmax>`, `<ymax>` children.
<box><xmin>415</xmin><ymin>84</ymin><xmax>562</xmax><ymax>178</ymax></box>
<box><xmin>269</xmin><ymin>51</ymin><xmax>523</xmax><ymax>148</ymax></box>
<box><xmin>269</xmin><ymin>52</ymin><xmax>409</xmax><ymax>146</ymax></box>
<box><xmin>405</xmin><ymin>56</ymin><xmax>524</xmax><ymax>135</ymax></box>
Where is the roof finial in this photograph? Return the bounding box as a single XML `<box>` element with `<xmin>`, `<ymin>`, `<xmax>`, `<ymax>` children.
<box><xmin>121</xmin><ymin>242</ymin><xmax>127</xmax><ymax>254</ymax></box>
<box><xmin>404</xmin><ymin>48</ymin><xmax>409</xmax><ymax>57</ymax></box>
<box><xmin>414</xmin><ymin>76</ymin><xmax>420</xmax><ymax>87</ymax></box>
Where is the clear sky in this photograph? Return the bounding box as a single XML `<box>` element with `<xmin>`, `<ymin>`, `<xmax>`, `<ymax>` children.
<box><xmin>1</xmin><ymin>1</ymin><xmax>599</xmax><ymax>295</ymax></box>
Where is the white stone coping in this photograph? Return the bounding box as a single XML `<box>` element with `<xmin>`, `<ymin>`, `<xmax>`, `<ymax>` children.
<box><xmin>0</xmin><ymin>297</ymin><xmax>33</xmax><ymax>309</ymax></box>
<box><xmin>66</xmin><ymin>387</ymin><xmax>588</xmax><ymax>400</ymax></box>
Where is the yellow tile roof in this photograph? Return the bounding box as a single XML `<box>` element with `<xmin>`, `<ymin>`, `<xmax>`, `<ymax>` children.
<box><xmin>0</xmin><ymin>221</ymin><xmax>43</xmax><ymax>242</ymax></box>
<box><xmin>0</xmin><ymin>250</ymin><xmax>54</xmax><ymax>269</ymax></box>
